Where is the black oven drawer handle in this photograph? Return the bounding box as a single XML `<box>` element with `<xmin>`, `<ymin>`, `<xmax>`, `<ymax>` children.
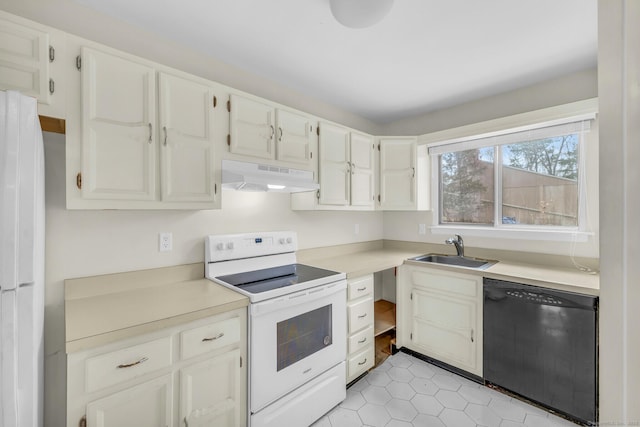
<box><xmin>202</xmin><ymin>332</ymin><xmax>224</xmax><ymax>342</ymax></box>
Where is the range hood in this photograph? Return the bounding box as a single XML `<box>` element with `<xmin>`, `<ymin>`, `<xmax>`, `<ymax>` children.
<box><xmin>221</xmin><ymin>159</ymin><xmax>319</xmax><ymax>193</ymax></box>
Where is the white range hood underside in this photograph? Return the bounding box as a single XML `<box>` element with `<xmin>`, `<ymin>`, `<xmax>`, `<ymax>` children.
<box><xmin>221</xmin><ymin>159</ymin><xmax>319</xmax><ymax>193</ymax></box>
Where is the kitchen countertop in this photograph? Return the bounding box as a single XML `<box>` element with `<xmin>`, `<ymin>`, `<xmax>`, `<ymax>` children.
<box><xmin>65</xmin><ymin>263</ymin><xmax>248</xmax><ymax>353</ymax></box>
<box><xmin>298</xmin><ymin>240</ymin><xmax>599</xmax><ymax>296</ymax></box>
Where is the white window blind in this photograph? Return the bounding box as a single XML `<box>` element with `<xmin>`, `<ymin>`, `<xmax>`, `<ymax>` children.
<box><xmin>427</xmin><ymin>114</ymin><xmax>595</xmax><ymax>155</ymax></box>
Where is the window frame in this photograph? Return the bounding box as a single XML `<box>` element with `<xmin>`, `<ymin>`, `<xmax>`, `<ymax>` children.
<box><xmin>423</xmin><ymin>102</ymin><xmax>597</xmax><ymax>242</ymax></box>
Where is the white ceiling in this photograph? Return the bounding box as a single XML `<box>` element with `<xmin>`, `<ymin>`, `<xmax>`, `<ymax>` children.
<box><xmin>73</xmin><ymin>0</ymin><xmax>597</xmax><ymax>123</ymax></box>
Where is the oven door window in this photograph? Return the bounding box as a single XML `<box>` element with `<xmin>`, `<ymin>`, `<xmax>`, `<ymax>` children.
<box><xmin>277</xmin><ymin>304</ymin><xmax>332</xmax><ymax>371</ymax></box>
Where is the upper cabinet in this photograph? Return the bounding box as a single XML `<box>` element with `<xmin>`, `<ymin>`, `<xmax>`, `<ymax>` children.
<box><xmin>228</xmin><ymin>94</ymin><xmax>315</xmax><ymax>168</ymax></box>
<box><xmin>0</xmin><ymin>11</ymin><xmax>65</xmax><ymax>118</ymax></box>
<box><xmin>378</xmin><ymin>137</ymin><xmax>430</xmax><ymax>211</ymax></box>
<box><xmin>67</xmin><ymin>46</ymin><xmax>222</xmax><ymax>209</ymax></box>
<box><xmin>316</xmin><ymin>122</ymin><xmax>375</xmax><ymax>209</ymax></box>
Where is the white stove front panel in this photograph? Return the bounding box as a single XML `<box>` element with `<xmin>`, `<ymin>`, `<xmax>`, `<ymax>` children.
<box><xmin>205</xmin><ymin>231</ymin><xmax>297</xmax><ymax>264</ymax></box>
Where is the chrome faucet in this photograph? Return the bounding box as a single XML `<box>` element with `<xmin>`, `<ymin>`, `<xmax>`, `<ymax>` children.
<box><xmin>446</xmin><ymin>234</ymin><xmax>464</xmax><ymax>257</ymax></box>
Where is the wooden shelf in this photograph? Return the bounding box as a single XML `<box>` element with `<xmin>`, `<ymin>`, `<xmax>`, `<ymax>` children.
<box><xmin>374</xmin><ymin>299</ymin><xmax>396</xmax><ymax>336</ymax></box>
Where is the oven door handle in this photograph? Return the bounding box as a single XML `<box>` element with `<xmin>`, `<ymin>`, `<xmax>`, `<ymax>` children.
<box><xmin>250</xmin><ymin>281</ymin><xmax>347</xmax><ymax>316</ymax></box>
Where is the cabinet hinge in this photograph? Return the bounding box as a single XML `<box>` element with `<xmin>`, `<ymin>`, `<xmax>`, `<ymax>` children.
<box><xmin>240</xmin><ymin>356</ymin><xmax>243</xmax><ymax>368</ymax></box>
<box><xmin>310</xmin><ymin>152</ymin><xmax>313</xmax><ymax>159</ymax></box>
<box><xmin>378</xmin><ymin>143</ymin><xmax>381</xmax><ymax>151</ymax></box>
<box><xmin>49</xmin><ymin>45</ymin><xmax>55</xmax><ymax>62</ymax></box>
<box><xmin>49</xmin><ymin>78</ymin><xmax>55</xmax><ymax>94</ymax></box>
<box><xmin>227</xmin><ymin>134</ymin><xmax>231</xmax><ymax>147</ymax></box>
<box><xmin>214</xmin><ymin>183</ymin><xmax>217</xmax><ymax>195</ymax></box>
<box><xmin>76</xmin><ymin>172</ymin><xmax>82</xmax><ymax>190</ymax></box>
<box><xmin>76</xmin><ymin>55</ymin><xmax>82</xmax><ymax>70</ymax></box>
<box><xmin>410</xmin><ymin>292</ymin><xmax>413</xmax><ymax>300</ymax></box>
<box><xmin>213</xmin><ymin>96</ymin><xmax>217</xmax><ymax>108</ymax></box>
<box><xmin>79</xmin><ymin>415</ymin><xmax>87</xmax><ymax>427</ymax></box>
<box><xmin>410</xmin><ymin>332</ymin><xmax>413</xmax><ymax>340</ymax></box>
<box><xmin>316</xmin><ymin>126</ymin><xmax>320</xmax><ymax>136</ymax></box>
<box><xmin>378</xmin><ymin>194</ymin><xmax>381</xmax><ymax>203</ymax></box>
<box><xmin>226</xmin><ymin>99</ymin><xmax>231</xmax><ymax>112</ymax></box>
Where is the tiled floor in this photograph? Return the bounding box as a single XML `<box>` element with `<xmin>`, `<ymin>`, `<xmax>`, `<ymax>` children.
<box><xmin>313</xmin><ymin>352</ymin><xmax>579</xmax><ymax>427</ymax></box>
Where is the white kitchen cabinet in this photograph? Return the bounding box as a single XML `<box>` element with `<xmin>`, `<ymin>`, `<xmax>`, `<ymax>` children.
<box><xmin>85</xmin><ymin>374</ymin><xmax>173</xmax><ymax>427</ymax></box>
<box><xmin>397</xmin><ymin>265</ymin><xmax>482</xmax><ymax>376</ymax></box>
<box><xmin>159</xmin><ymin>72</ymin><xmax>217</xmax><ymax>202</ymax></box>
<box><xmin>228</xmin><ymin>94</ymin><xmax>315</xmax><ymax>167</ymax></box>
<box><xmin>72</xmin><ymin>46</ymin><xmax>221</xmax><ymax>209</ymax></box>
<box><xmin>179</xmin><ymin>349</ymin><xmax>242</xmax><ymax>427</ymax></box>
<box><xmin>315</xmin><ymin>122</ymin><xmax>375</xmax><ymax>208</ymax></box>
<box><xmin>0</xmin><ymin>14</ymin><xmax>51</xmax><ymax>104</ymax></box>
<box><xmin>80</xmin><ymin>47</ymin><xmax>157</xmax><ymax>201</ymax></box>
<box><xmin>378</xmin><ymin>137</ymin><xmax>429</xmax><ymax>210</ymax></box>
<box><xmin>346</xmin><ymin>274</ymin><xmax>375</xmax><ymax>383</ymax></box>
<box><xmin>67</xmin><ymin>309</ymin><xmax>247</xmax><ymax>427</ymax></box>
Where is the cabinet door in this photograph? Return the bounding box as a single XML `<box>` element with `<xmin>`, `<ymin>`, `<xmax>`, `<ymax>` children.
<box><xmin>0</xmin><ymin>17</ymin><xmax>50</xmax><ymax>104</ymax></box>
<box><xmin>86</xmin><ymin>374</ymin><xmax>172</xmax><ymax>427</ymax></box>
<box><xmin>229</xmin><ymin>94</ymin><xmax>275</xmax><ymax>160</ymax></box>
<box><xmin>276</xmin><ymin>109</ymin><xmax>313</xmax><ymax>165</ymax></box>
<box><xmin>349</xmin><ymin>132</ymin><xmax>375</xmax><ymax>207</ymax></box>
<box><xmin>318</xmin><ymin>122</ymin><xmax>350</xmax><ymax>205</ymax></box>
<box><xmin>81</xmin><ymin>47</ymin><xmax>157</xmax><ymax>200</ymax></box>
<box><xmin>410</xmin><ymin>287</ymin><xmax>479</xmax><ymax>374</ymax></box>
<box><xmin>179</xmin><ymin>349</ymin><xmax>242</xmax><ymax>427</ymax></box>
<box><xmin>379</xmin><ymin>138</ymin><xmax>417</xmax><ymax>210</ymax></box>
<box><xmin>158</xmin><ymin>73</ymin><xmax>216</xmax><ymax>203</ymax></box>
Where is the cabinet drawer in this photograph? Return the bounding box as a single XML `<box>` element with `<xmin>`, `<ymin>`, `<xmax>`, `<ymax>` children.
<box><xmin>347</xmin><ymin>275</ymin><xmax>374</xmax><ymax>301</ymax></box>
<box><xmin>347</xmin><ymin>345</ymin><xmax>374</xmax><ymax>381</ymax></box>
<box><xmin>348</xmin><ymin>325</ymin><xmax>374</xmax><ymax>354</ymax></box>
<box><xmin>85</xmin><ymin>337</ymin><xmax>172</xmax><ymax>393</ymax></box>
<box><xmin>348</xmin><ymin>297</ymin><xmax>373</xmax><ymax>333</ymax></box>
<box><xmin>180</xmin><ymin>317</ymin><xmax>240</xmax><ymax>360</ymax></box>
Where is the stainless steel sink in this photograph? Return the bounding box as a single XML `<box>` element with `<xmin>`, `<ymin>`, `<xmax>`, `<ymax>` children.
<box><xmin>408</xmin><ymin>254</ymin><xmax>496</xmax><ymax>270</ymax></box>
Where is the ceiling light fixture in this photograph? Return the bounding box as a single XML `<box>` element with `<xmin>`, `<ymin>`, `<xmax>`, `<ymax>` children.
<box><xmin>329</xmin><ymin>0</ymin><xmax>395</xmax><ymax>29</ymax></box>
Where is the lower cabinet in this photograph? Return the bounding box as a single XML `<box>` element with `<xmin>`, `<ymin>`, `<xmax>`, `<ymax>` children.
<box><xmin>346</xmin><ymin>274</ymin><xmax>375</xmax><ymax>383</ymax></box>
<box><xmin>397</xmin><ymin>265</ymin><xmax>483</xmax><ymax>377</ymax></box>
<box><xmin>67</xmin><ymin>308</ymin><xmax>246</xmax><ymax>427</ymax></box>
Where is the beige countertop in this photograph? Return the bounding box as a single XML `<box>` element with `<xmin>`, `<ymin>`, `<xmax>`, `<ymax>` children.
<box><xmin>298</xmin><ymin>240</ymin><xmax>600</xmax><ymax>296</ymax></box>
<box><xmin>65</xmin><ymin>263</ymin><xmax>248</xmax><ymax>353</ymax></box>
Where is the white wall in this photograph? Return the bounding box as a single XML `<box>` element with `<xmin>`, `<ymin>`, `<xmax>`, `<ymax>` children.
<box><xmin>43</xmin><ymin>132</ymin><xmax>383</xmax><ymax>426</ymax></box>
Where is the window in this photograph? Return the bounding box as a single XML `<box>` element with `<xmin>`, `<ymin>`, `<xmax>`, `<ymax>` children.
<box><xmin>430</xmin><ymin>117</ymin><xmax>592</xmax><ymax>231</ymax></box>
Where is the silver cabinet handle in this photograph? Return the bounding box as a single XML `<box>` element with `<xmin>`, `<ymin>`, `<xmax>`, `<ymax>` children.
<box><xmin>358</xmin><ymin>358</ymin><xmax>368</xmax><ymax>366</ymax></box>
<box><xmin>351</xmin><ymin>162</ymin><xmax>356</xmax><ymax>174</ymax></box>
<box><xmin>116</xmin><ymin>356</ymin><xmax>148</xmax><ymax>369</ymax></box>
<box><xmin>358</xmin><ymin>337</ymin><xmax>367</xmax><ymax>344</ymax></box>
<box><xmin>148</xmin><ymin>123</ymin><xmax>152</xmax><ymax>144</ymax></box>
<box><xmin>357</xmin><ymin>287</ymin><xmax>366</xmax><ymax>291</ymax></box>
<box><xmin>412</xmin><ymin>167</ymin><xmax>416</xmax><ymax>178</ymax></box>
<box><xmin>471</xmin><ymin>329</ymin><xmax>474</xmax><ymax>343</ymax></box>
<box><xmin>202</xmin><ymin>332</ymin><xmax>224</xmax><ymax>342</ymax></box>
<box><xmin>358</xmin><ymin>313</ymin><xmax>367</xmax><ymax>319</ymax></box>
<box><xmin>347</xmin><ymin>161</ymin><xmax>352</xmax><ymax>174</ymax></box>
<box><xmin>270</xmin><ymin>125</ymin><xmax>275</xmax><ymax>139</ymax></box>
<box><xmin>279</xmin><ymin>127</ymin><xmax>283</xmax><ymax>141</ymax></box>
<box><xmin>163</xmin><ymin>126</ymin><xmax>167</xmax><ymax>146</ymax></box>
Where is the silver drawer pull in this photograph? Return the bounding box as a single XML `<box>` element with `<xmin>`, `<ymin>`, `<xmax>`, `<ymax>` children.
<box><xmin>358</xmin><ymin>337</ymin><xmax>367</xmax><ymax>344</ymax></box>
<box><xmin>358</xmin><ymin>313</ymin><xmax>367</xmax><ymax>319</ymax></box>
<box><xmin>116</xmin><ymin>356</ymin><xmax>148</xmax><ymax>369</ymax></box>
<box><xmin>357</xmin><ymin>287</ymin><xmax>367</xmax><ymax>291</ymax></box>
<box><xmin>358</xmin><ymin>358</ymin><xmax>368</xmax><ymax>366</ymax></box>
<box><xmin>202</xmin><ymin>332</ymin><xmax>224</xmax><ymax>342</ymax></box>
<box><xmin>303</xmin><ymin>368</ymin><xmax>312</xmax><ymax>374</ymax></box>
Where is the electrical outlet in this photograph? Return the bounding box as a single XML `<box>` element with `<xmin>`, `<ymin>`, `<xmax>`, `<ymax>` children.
<box><xmin>354</xmin><ymin>223</ymin><xmax>360</xmax><ymax>235</ymax></box>
<box><xmin>418</xmin><ymin>224</ymin><xmax>426</xmax><ymax>235</ymax></box>
<box><xmin>159</xmin><ymin>232</ymin><xmax>172</xmax><ymax>252</ymax></box>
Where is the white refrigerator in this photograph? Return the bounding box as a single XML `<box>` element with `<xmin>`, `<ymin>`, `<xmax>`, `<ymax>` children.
<box><xmin>0</xmin><ymin>90</ymin><xmax>45</xmax><ymax>427</ymax></box>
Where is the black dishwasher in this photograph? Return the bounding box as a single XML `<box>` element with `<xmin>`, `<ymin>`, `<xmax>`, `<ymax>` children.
<box><xmin>483</xmin><ymin>278</ymin><xmax>598</xmax><ymax>425</ymax></box>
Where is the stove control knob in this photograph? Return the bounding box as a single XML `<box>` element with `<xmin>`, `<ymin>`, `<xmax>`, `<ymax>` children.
<box><xmin>226</xmin><ymin>242</ymin><xmax>234</xmax><ymax>250</ymax></box>
<box><xmin>286</xmin><ymin>237</ymin><xmax>293</xmax><ymax>244</ymax></box>
<box><xmin>216</xmin><ymin>243</ymin><xmax>224</xmax><ymax>250</ymax></box>
<box><xmin>279</xmin><ymin>238</ymin><xmax>286</xmax><ymax>244</ymax></box>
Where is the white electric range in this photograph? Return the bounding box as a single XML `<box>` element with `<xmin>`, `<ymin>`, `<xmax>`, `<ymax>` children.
<box><xmin>205</xmin><ymin>231</ymin><xmax>346</xmax><ymax>427</ymax></box>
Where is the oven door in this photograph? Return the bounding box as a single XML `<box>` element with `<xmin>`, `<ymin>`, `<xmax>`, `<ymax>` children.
<box><xmin>249</xmin><ymin>280</ymin><xmax>346</xmax><ymax>413</ymax></box>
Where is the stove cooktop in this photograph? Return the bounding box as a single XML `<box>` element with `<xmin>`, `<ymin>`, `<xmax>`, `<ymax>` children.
<box><xmin>216</xmin><ymin>263</ymin><xmax>342</xmax><ymax>295</ymax></box>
